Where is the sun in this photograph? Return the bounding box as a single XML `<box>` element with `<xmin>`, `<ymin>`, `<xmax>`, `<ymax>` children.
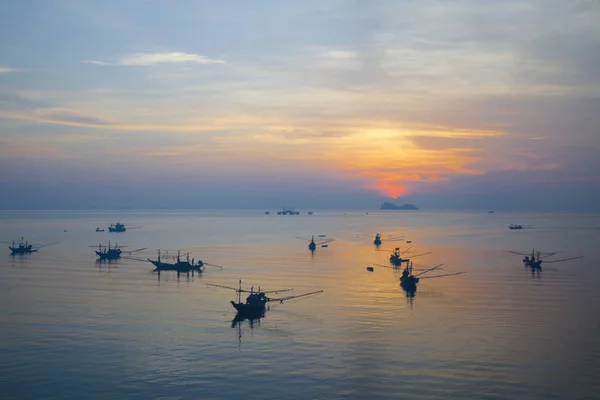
<box><xmin>377</xmin><ymin>183</ymin><xmax>407</xmax><ymax>199</ymax></box>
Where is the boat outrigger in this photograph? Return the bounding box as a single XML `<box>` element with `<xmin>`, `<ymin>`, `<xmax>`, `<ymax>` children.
<box><xmin>208</xmin><ymin>280</ymin><xmax>323</xmax><ymax>319</ymax></box>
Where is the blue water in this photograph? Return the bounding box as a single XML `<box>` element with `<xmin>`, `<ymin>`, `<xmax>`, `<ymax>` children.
<box><xmin>1</xmin><ymin>210</ymin><xmax>599</xmax><ymax>399</ymax></box>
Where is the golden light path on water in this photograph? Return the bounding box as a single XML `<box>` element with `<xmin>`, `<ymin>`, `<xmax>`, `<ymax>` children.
<box><xmin>0</xmin><ymin>210</ymin><xmax>599</xmax><ymax>399</ymax></box>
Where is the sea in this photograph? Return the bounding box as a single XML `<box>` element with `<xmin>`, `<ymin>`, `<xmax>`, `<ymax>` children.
<box><xmin>0</xmin><ymin>210</ymin><xmax>599</xmax><ymax>400</ymax></box>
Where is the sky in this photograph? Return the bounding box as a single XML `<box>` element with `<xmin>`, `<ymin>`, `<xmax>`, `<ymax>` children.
<box><xmin>1</xmin><ymin>0</ymin><xmax>599</xmax><ymax>210</ymax></box>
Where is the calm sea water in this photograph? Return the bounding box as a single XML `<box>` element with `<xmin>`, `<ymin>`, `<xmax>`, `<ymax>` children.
<box><xmin>1</xmin><ymin>210</ymin><xmax>599</xmax><ymax>400</ymax></box>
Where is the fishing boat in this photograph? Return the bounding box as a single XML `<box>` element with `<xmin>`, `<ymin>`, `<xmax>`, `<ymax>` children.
<box><xmin>108</xmin><ymin>222</ymin><xmax>126</xmax><ymax>232</ymax></box>
<box><xmin>390</xmin><ymin>247</ymin><xmax>409</xmax><ymax>266</ymax></box>
<box><xmin>8</xmin><ymin>238</ymin><xmax>36</xmax><ymax>255</ymax></box>
<box><xmin>3</xmin><ymin>238</ymin><xmax>59</xmax><ymax>255</ymax></box>
<box><xmin>522</xmin><ymin>250</ymin><xmax>542</xmax><ymax>268</ymax></box>
<box><xmin>374</xmin><ymin>233</ymin><xmax>382</xmax><ymax>246</ymax></box>
<box><xmin>400</xmin><ymin>262</ymin><xmax>465</xmax><ymax>294</ymax></box>
<box><xmin>148</xmin><ymin>250</ymin><xmax>204</xmax><ymax>273</ymax></box>
<box><xmin>91</xmin><ymin>242</ymin><xmax>146</xmax><ymax>261</ymax></box>
<box><xmin>208</xmin><ymin>280</ymin><xmax>322</xmax><ymax>318</ymax></box>
<box><xmin>509</xmin><ymin>249</ymin><xmax>583</xmax><ymax>270</ymax></box>
<box><xmin>277</xmin><ymin>207</ymin><xmax>300</xmax><ymax>215</ymax></box>
<box><xmin>95</xmin><ymin>242</ymin><xmax>122</xmax><ymax>260</ymax></box>
<box><xmin>389</xmin><ymin>245</ymin><xmax>432</xmax><ymax>266</ymax></box>
<box><xmin>297</xmin><ymin>235</ymin><xmax>334</xmax><ymax>252</ymax></box>
<box><xmin>400</xmin><ymin>263</ymin><xmax>419</xmax><ymax>292</ymax></box>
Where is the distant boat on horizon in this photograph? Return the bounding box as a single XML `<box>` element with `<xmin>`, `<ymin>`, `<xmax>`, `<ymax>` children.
<box><xmin>277</xmin><ymin>207</ymin><xmax>300</xmax><ymax>215</ymax></box>
<box><xmin>108</xmin><ymin>222</ymin><xmax>126</xmax><ymax>232</ymax></box>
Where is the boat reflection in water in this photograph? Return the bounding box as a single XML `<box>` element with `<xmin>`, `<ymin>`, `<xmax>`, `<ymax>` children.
<box><xmin>95</xmin><ymin>258</ymin><xmax>119</xmax><ymax>268</ymax></box>
<box><xmin>403</xmin><ymin>286</ymin><xmax>416</xmax><ymax>308</ymax></box>
<box><xmin>231</xmin><ymin>311</ymin><xmax>264</xmax><ymax>329</ymax></box>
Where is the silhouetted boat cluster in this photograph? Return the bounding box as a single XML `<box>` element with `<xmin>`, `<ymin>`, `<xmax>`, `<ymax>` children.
<box><xmin>4</xmin><ymin>217</ymin><xmax>585</xmax><ymax>328</ymax></box>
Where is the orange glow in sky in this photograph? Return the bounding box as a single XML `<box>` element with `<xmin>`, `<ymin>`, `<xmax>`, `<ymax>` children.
<box><xmin>377</xmin><ymin>183</ymin><xmax>408</xmax><ymax>199</ymax></box>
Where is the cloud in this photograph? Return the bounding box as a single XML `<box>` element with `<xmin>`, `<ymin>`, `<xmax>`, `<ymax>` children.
<box><xmin>1</xmin><ymin>108</ymin><xmax>116</xmax><ymax>128</ymax></box>
<box><xmin>85</xmin><ymin>52</ymin><xmax>226</xmax><ymax>66</ymax></box>
<box><xmin>0</xmin><ymin>65</ymin><xmax>16</xmax><ymax>73</ymax></box>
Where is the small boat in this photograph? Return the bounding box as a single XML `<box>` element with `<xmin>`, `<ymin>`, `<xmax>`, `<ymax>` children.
<box><xmin>509</xmin><ymin>224</ymin><xmax>523</xmax><ymax>230</ymax></box>
<box><xmin>148</xmin><ymin>250</ymin><xmax>204</xmax><ymax>273</ymax></box>
<box><xmin>308</xmin><ymin>211</ymin><xmax>314</xmax><ymax>215</ymax></box>
<box><xmin>91</xmin><ymin>241</ymin><xmax>146</xmax><ymax>261</ymax></box>
<box><xmin>400</xmin><ymin>262</ymin><xmax>465</xmax><ymax>294</ymax></box>
<box><xmin>390</xmin><ymin>247</ymin><xmax>409</xmax><ymax>266</ymax></box>
<box><xmin>95</xmin><ymin>227</ymin><xmax>105</xmax><ymax>232</ymax></box>
<box><xmin>373</xmin><ymin>233</ymin><xmax>382</xmax><ymax>246</ymax></box>
<box><xmin>522</xmin><ymin>251</ymin><xmax>542</xmax><ymax>269</ymax></box>
<box><xmin>509</xmin><ymin>249</ymin><xmax>583</xmax><ymax>270</ymax></box>
<box><xmin>366</xmin><ymin>266</ymin><xmax>374</xmax><ymax>272</ymax></box>
<box><xmin>5</xmin><ymin>238</ymin><xmax>59</xmax><ymax>255</ymax></box>
<box><xmin>265</xmin><ymin>211</ymin><xmax>270</xmax><ymax>215</ymax></box>
<box><xmin>108</xmin><ymin>222</ymin><xmax>126</xmax><ymax>232</ymax></box>
<box><xmin>299</xmin><ymin>235</ymin><xmax>334</xmax><ymax>252</ymax></box>
<box><xmin>277</xmin><ymin>207</ymin><xmax>299</xmax><ymax>215</ymax></box>
<box><xmin>8</xmin><ymin>238</ymin><xmax>37</xmax><ymax>255</ymax></box>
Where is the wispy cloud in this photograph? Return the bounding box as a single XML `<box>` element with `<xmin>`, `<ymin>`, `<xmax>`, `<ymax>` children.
<box><xmin>85</xmin><ymin>52</ymin><xmax>226</xmax><ymax>66</ymax></box>
<box><xmin>0</xmin><ymin>65</ymin><xmax>16</xmax><ymax>73</ymax></box>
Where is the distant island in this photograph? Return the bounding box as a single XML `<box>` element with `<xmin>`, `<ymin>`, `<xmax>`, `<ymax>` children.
<box><xmin>380</xmin><ymin>202</ymin><xmax>419</xmax><ymax>210</ymax></box>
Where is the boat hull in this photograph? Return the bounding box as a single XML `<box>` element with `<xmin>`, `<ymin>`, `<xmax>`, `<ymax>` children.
<box><xmin>9</xmin><ymin>247</ymin><xmax>37</xmax><ymax>255</ymax></box>
<box><xmin>400</xmin><ymin>276</ymin><xmax>419</xmax><ymax>292</ymax></box>
<box><xmin>149</xmin><ymin>259</ymin><xmax>204</xmax><ymax>273</ymax></box>
<box><xmin>231</xmin><ymin>301</ymin><xmax>266</xmax><ymax>318</ymax></box>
